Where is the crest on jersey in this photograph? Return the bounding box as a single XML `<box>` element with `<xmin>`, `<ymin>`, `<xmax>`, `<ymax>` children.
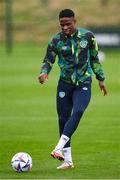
<box><xmin>59</xmin><ymin>91</ymin><xmax>65</xmax><ymax>98</ymax></box>
<box><xmin>80</xmin><ymin>40</ymin><xmax>88</xmax><ymax>48</ymax></box>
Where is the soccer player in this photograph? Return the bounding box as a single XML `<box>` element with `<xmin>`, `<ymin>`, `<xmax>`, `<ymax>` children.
<box><xmin>38</xmin><ymin>9</ymin><xmax>107</xmax><ymax>169</ymax></box>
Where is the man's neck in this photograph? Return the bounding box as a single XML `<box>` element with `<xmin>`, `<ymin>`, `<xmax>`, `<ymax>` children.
<box><xmin>63</xmin><ymin>28</ymin><xmax>77</xmax><ymax>38</ymax></box>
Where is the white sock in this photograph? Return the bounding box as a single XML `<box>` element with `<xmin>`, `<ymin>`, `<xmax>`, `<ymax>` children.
<box><xmin>54</xmin><ymin>134</ymin><xmax>70</xmax><ymax>151</ymax></box>
<box><xmin>63</xmin><ymin>147</ymin><xmax>73</xmax><ymax>163</ymax></box>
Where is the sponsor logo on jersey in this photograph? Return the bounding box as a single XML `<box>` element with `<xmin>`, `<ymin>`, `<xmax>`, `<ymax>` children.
<box><xmin>82</xmin><ymin>87</ymin><xmax>88</xmax><ymax>90</ymax></box>
<box><xmin>62</xmin><ymin>46</ymin><xmax>68</xmax><ymax>50</ymax></box>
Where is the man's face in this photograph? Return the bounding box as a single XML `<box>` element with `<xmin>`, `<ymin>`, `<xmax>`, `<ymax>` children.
<box><xmin>59</xmin><ymin>17</ymin><xmax>76</xmax><ymax>36</ymax></box>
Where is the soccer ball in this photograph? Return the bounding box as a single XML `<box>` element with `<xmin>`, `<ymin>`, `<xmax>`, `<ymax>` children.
<box><xmin>11</xmin><ymin>152</ymin><xmax>32</xmax><ymax>172</ymax></box>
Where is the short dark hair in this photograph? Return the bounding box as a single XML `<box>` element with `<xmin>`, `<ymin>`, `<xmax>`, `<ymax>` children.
<box><xmin>59</xmin><ymin>9</ymin><xmax>75</xmax><ymax>19</ymax></box>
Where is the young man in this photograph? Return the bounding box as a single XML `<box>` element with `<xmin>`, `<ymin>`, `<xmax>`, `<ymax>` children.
<box><xmin>38</xmin><ymin>9</ymin><xmax>107</xmax><ymax>169</ymax></box>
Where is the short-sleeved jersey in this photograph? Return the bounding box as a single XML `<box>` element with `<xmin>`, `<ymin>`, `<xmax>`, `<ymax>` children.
<box><xmin>40</xmin><ymin>28</ymin><xmax>105</xmax><ymax>85</ymax></box>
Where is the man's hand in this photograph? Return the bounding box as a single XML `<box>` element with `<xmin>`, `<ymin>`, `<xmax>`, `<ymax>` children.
<box><xmin>99</xmin><ymin>81</ymin><xmax>108</xmax><ymax>96</ymax></box>
<box><xmin>38</xmin><ymin>73</ymin><xmax>48</xmax><ymax>84</ymax></box>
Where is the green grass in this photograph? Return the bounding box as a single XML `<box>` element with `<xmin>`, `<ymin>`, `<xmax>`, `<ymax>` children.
<box><xmin>0</xmin><ymin>43</ymin><xmax>120</xmax><ymax>179</ymax></box>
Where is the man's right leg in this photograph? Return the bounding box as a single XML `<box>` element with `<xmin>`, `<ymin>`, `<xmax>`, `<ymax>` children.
<box><xmin>51</xmin><ymin>80</ymin><xmax>73</xmax><ymax>164</ymax></box>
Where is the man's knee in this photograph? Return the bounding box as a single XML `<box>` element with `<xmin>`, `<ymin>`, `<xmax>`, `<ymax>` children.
<box><xmin>72</xmin><ymin>108</ymin><xmax>85</xmax><ymax>122</ymax></box>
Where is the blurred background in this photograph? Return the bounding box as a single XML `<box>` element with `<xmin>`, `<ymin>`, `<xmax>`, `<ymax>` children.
<box><xmin>0</xmin><ymin>0</ymin><xmax>120</xmax><ymax>51</ymax></box>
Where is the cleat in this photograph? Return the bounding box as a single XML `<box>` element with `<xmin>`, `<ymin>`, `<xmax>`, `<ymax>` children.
<box><xmin>51</xmin><ymin>150</ymin><xmax>64</xmax><ymax>161</ymax></box>
<box><xmin>57</xmin><ymin>161</ymin><xmax>74</xmax><ymax>170</ymax></box>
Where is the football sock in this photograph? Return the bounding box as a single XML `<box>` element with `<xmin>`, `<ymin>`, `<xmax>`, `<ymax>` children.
<box><xmin>55</xmin><ymin>134</ymin><xmax>70</xmax><ymax>151</ymax></box>
<box><xmin>63</xmin><ymin>147</ymin><xmax>72</xmax><ymax>163</ymax></box>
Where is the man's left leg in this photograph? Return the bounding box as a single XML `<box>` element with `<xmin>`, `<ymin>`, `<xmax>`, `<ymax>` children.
<box><xmin>62</xmin><ymin>83</ymin><xmax>91</xmax><ymax>138</ymax></box>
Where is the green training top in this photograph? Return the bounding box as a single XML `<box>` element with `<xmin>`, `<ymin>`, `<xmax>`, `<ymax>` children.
<box><xmin>40</xmin><ymin>28</ymin><xmax>105</xmax><ymax>85</ymax></box>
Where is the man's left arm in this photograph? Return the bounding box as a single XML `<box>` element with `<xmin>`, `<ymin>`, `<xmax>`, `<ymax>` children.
<box><xmin>89</xmin><ymin>33</ymin><xmax>108</xmax><ymax>96</ymax></box>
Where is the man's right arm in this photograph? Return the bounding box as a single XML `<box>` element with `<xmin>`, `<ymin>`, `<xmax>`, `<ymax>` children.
<box><xmin>38</xmin><ymin>39</ymin><xmax>57</xmax><ymax>84</ymax></box>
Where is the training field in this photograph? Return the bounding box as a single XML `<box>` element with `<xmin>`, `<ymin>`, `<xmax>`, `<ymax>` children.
<box><xmin>0</xmin><ymin>43</ymin><xmax>120</xmax><ymax>179</ymax></box>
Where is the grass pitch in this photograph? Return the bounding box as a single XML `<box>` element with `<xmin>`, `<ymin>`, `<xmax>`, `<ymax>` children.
<box><xmin>0</xmin><ymin>43</ymin><xmax>120</xmax><ymax>179</ymax></box>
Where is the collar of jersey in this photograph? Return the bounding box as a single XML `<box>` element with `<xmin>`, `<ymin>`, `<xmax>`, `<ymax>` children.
<box><xmin>64</xmin><ymin>28</ymin><xmax>78</xmax><ymax>38</ymax></box>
